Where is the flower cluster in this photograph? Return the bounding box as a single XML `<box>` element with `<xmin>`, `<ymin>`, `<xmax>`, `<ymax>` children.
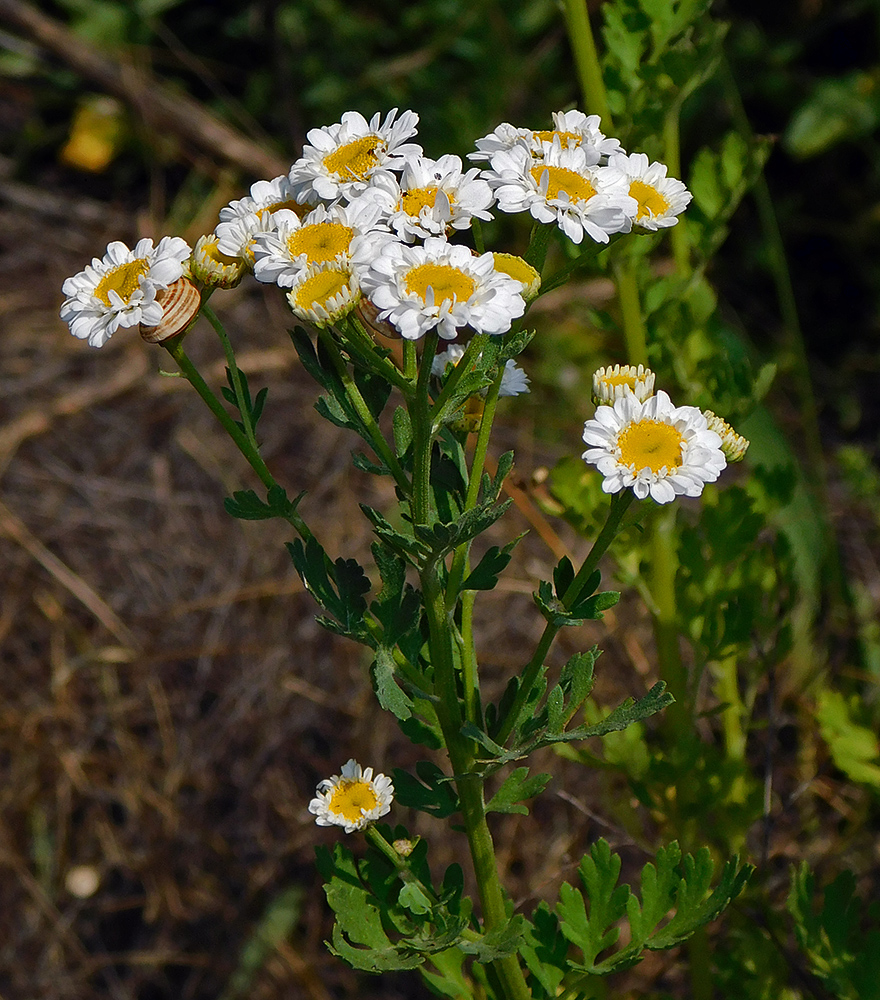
<box><xmin>60</xmin><ymin>107</ymin><xmax>690</xmax><ymax>357</ymax></box>
<box><xmin>582</xmin><ymin>366</ymin><xmax>747</xmax><ymax>504</ymax></box>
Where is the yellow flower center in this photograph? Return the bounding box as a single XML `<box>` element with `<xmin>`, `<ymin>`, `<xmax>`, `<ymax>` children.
<box><xmin>405</xmin><ymin>263</ymin><xmax>476</xmax><ymax>305</ymax></box>
<box><xmin>400</xmin><ymin>185</ymin><xmax>451</xmax><ymax>216</ymax></box>
<box><xmin>202</xmin><ymin>239</ymin><xmax>240</xmax><ymax>266</ymax></box>
<box><xmin>323</xmin><ymin>135</ymin><xmax>384</xmax><ymax>182</ymax></box>
<box><xmin>329</xmin><ymin>779</ymin><xmax>378</xmax><ymax>823</ymax></box>
<box><xmin>294</xmin><ymin>268</ymin><xmax>349</xmax><ymax>309</ymax></box>
<box><xmin>618</xmin><ymin>419</ymin><xmax>684</xmax><ymax>473</ymax></box>
<box><xmin>493</xmin><ymin>253</ymin><xmax>538</xmax><ymax>285</ymax></box>
<box><xmin>533</xmin><ymin>129</ymin><xmax>581</xmax><ymax>148</ymax></box>
<box><xmin>602</xmin><ymin>374</ymin><xmax>638</xmax><ymax>391</ymax></box>
<box><xmin>630</xmin><ymin>180</ymin><xmax>670</xmax><ymax>220</ymax></box>
<box><xmin>287</xmin><ymin>222</ymin><xmax>354</xmax><ymax>265</ymax></box>
<box><xmin>257</xmin><ymin>198</ymin><xmax>309</xmax><ymax>221</ymax></box>
<box><xmin>531</xmin><ymin>165</ymin><xmax>596</xmax><ymax>203</ymax></box>
<box><xmin>94</xmin><ymin>259</ymin><xmax>150</xmax><ymax>306</ymax></box>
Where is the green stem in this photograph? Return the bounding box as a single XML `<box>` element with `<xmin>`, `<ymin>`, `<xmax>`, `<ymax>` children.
<box><xmin>202</xmin><ymin>304</ymin><xmax>259</xmax><ymax>451</ymax></box>
<box><xmin>612</xmin><ymin>259</ymin><xmax>648</xmax><ymax>367</ymax></box>
<box><xmin>651</xmin><ymin>507</ymin><xmax>686</xmax><ymax>736</ymax></box>
<box><xmin>495</xmin><ymin>490</ymin><xmax>635</xmax><ymax>747</ymax></box>
<box><xmin>162</xmin><ymin>336</ymin><xmax>311</xmax><ymax>540</ymax></box>
<box><xmin>561</xmin><ymin>0</ymin><xmax>612</xmax><ymax>127</ymax></box>
<box><xmin>446</xmin><ymin>361</ymin><xmax>504</xmax><ymax>607</ymax></box>
<box><xmin>523</xmin><ymin>221</ymin><xmax>554</xmax><ymax>273</ymax></box>
<box><xmin>430</xmin><ymin>333</ymin><xmax>489</xmax><ymax>431</ymax></box>
<box><xmin>411</xmin><ymin>332</ymin><xmax>440</xmax><ymax>525</ymax></box>
<box><xmin>317</xmin><ymin>328</ymin><xmax>411</xmax><ymax>496</ymax></box>
<box><xmin>338</xmin><ymin>315</ymin><xmax>416</xmax><ymax>398</ymax></box>
<box><xmin>663</xmin><ymin>101</ymin><xmax>690</xmax><ymax>276</ymax></box>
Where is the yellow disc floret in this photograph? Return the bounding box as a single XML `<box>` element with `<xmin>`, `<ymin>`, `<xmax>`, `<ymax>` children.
<box><xmin>531</xmin><ymin>165</ymin><xmax>596</xmax><ymax>203</ymax></box>
<box><xmin>329</xmin><ymin>778</ymin><xmax>379</xmax><ymax>825</ymax></box>
<box><xmin>618</xmin><ymin>419</ymin><xmax>684</xmax><ymax>473</ymax></box>
<box><xmin>257</xmin><ymin>199</ymin><xmax>310</xmax><ymax>221</ymax></box>
<box><xmin>287</xmin><ymin>222</ymin><xmax>354</xmax><ymax>265</ymax></box>
<box><xmin>294</xmin><ymin>268</ymin><xmax>350</xmax><ymax>309</ymax></box>
<box><xmin>630</xmin><ymin>180</ymin><xmax>670</xmax><ymax>221</ymax></box>
<box><xmin>323</xmin><ymin>135</ymin><xmax>384</xmax><ymax>182</ymax></box>
<box><xmin>533</xmin><ymin>129</ymin><xmax>581</xmax><ymax>148</ymax></box>
<box><xmin>94</xmin><ymin>259</ymin><xmax>150</xmax><ymax>306</ymax></box>
<box><xmin>405</xmin><ymin>263</ymin><xmax>476</xmax><ymax>304</ymax></box>
<box><xmin>400</xmin><ymin>186</ymin><xmax>447</xmax><ymax>216</ymax></box>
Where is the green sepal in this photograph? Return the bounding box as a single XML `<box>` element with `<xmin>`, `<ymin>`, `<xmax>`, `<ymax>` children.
<box><xmin>486</xmin><ymin>766</ymin><xmax>552</xmax><ymax>815</ymax></box>
<box><xmin>224</xmin><ymin>485</ymin><xmax>305</xmax><ymax>522</ymax></box>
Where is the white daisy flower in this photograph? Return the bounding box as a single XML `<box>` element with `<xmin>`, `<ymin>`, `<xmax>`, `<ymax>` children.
<box><xmin>608</xmin><ymin>152</ymin><xmax>692</xmax><ymax>231</ymax></box>
<box><xmin>252</xmin><ymin>197</ymin><xmax>392</xmax><ymax>288</ymax></box>
<box><xmin>432</xmin><ymin>342</ymin><xmax>530</xmax><ymax>397</ymax></box>
<box><xmin>289</xmin><ymin>108</ymin><xmax>422</xmax><ymax>203</ymax></box>
<box><xmin>582</xmin><ymin>389</ymin><xmax>727</xmax><ymax>504</ymax></box>
<box><xmin>308</xmin><ymin>759</ymin><xmax>394</xmax><ymax>834</ymax></box>
<box><xmin>214</xmin><ymin>209</ymin><xmax>278</xmax><ymax>266</ymax></box>
<box><xmin>285</xmin><ymin>262</ymin><xmax>360</xmax><ymax>328</ymax></box>
<box><xmin>469</xmin><ymin>121</ymin><xmax>533</xmax><ymax>162</ymax></box>
<box><xmin>470</xmin><ymin>110</ymin><xmax>622</xmax><ymax>165</ymax></box>
<box><xmin>592</xmin><ymin>364</ymin><xmax>655</xmax><ymax>405</ymax></box>
<box><xmin>703</xmin><ymin>410</ymin><xmax>749</xmax><ymax>463</ymax></box>
<box><xmin>60</xmin><ymin>236</ymin><xmax>191</xmax><ymax>348</ymax></box>
<box><xmin>491</xmin><ymin>253</ymin><xmax>541</xmax><ymax>302</ymax></box>
<box><xmin>189</xmin><ymin>234</ymin><xmax>246</xmax><ymax>289</ymax></box>
<box><xmin>484</xmin><ymin>141</ymin><xmax>637</xmax><ymax>245</ymax></box>
<box><xmin>370</xmin><ymin>153</ymin><xmax>494</xmax><ymax>241</ymax></box>
<box><xmin>218</xmin><ymin>173</ymin><xmax>313</xmax><ymax>223</ymax></box>
<box><xmin>359</xmin><ymin>236</ymin><xmax>525</xmax><ymax>341</ymax></box>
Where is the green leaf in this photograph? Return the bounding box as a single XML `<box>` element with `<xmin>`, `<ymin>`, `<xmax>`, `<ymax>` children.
<box><xmin>287</xmin><ymin>536</ymin><xmax>371</xmax><ymax>640</ymax></box>
<box><xmin>370</xmin><ymin>647</ymin><xmax>413</xmax><ymax>721</ymax></box>
<box><xmin>557</xmin><ymin>840</ymin><xmax>629</xmax><ymax>968</ymax></box>
<box><xmin>486</xmin><ymin>767</ymin><xmax>552</xmax><ymax>815</ymax></box>
<box><xmin>398</xmin><ymin>881</ymin><xmax>433</xmax><ymax>916</ymax></box>
<box><xmin>393</xmin><ymin>761</ymin><xmax>460</xmax><ymax>818</ymax></box>
<box><xmin>534</xmin><ymin>580</ymin><xmax>619</xmax><ymax>629</ymax></box>
<box><xmin>816</xmin><ymin>689</ymin><xmax>880</xmax><ymax>788</ymax></box>
<box><xmin>326</xmin><ymin>882</ymin><xmax>424</xmax><ymax>972</ymax></box>
<box><xmin>459</xmin><ymin>914</ymin><xmax>527</xmax><ymax>962</ymax></box>
<box><xmin>392</xmin><ymin>405</ymin><xmax>412</xmax><ymax>460</ymax></box>
<box><xmin>224</xmin><ymin>485</ymin><xmax>305</xmax><ymax>522</ymax></box>
<box><xmin>461</xmin><ymin>534</ymin><xmax>524</xmax><ymax>592</ymax></box>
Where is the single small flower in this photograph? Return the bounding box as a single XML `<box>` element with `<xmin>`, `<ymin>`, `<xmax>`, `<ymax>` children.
<box><xmin>483</xmin><ymin>141</ymin><xmax>636</xmax><ymax>245</ymax></box>
<box><xmin>582</xmin><ymin>389</ymin><xmax>727</xmax><ymax>504</ymax></box>
<box><xmin>608</xmin><ymin>152</ymin><xmax>692</xmax><ymax>231</ymax></box>
<box><xmin>432</xmin><ymin>343</ymin><xmax>530</xmax><ymax>396</ymax></box>
<box><xmin>359</xmin><ymin>237</ymin><xmax>525</xmax><ymax>341</ymax></box>
<box><xmin>371</xmin><ymin>153</ymin><xmax>494</xmax><ymax>241</ymax></box>
<box><xmin>592</xmin><ymin>364</ymin><xmax>656</xmax><ymax>405</ymax></box>
<box><xmin>252</xmin><ymin>198</ymin><xmax>392</xmax><ymax>288</ymax></box>
<box><xmin>60</xmin><ymin>236</ymin><xmax>191</xmax><ymax>348</ymax></box>
<box><xmin>285</xmin><ymin>263</ymin><xmax>360</xmax><ymax>328</ymax></box>
<box><xmin>308</xmin><ymin>759</ymin><xmax>394</xmax><ymax>833</ymax></box>
<box><xmin>289</xmin><ymin>109</ymin><xmax>422</xmax><ymax>203</ymax></box>
<box><xmin>491</xmin><ymin>253</ymin><xmax>541</xmax><ymax>302</ymax></box>
<box><xmin>214</xmin><ymin>210</ymin><xmax>277</xmax><ymax>266</ymax></box>
<box><xmin>703</xmin><ymin>410</ymin><xmax>749</xmax><ymax>463</ymax></box>
<box><xmin>218</xmin><ymin>173</ymin><xmax>312</xmax><ymax>224</ymax></box>
<box><xmin>189</xmin><ymin>234</ymin><xmax>246</xmax><ymax>289</ymax></box>
<box><xmin>470</xmin><ymin>110</ymin><xmax>623</xmax><ymax>165</ymax></box>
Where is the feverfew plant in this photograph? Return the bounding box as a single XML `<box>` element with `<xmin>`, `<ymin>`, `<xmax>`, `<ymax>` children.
<box><xmin>60</xmin><ymin>101</ymin><xmax>753</xmax><ymax>1000</ymax></box>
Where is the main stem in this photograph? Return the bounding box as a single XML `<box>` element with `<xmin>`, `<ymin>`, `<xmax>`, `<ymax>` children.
<box><xmin>410</xmin><ymin>344</ymin><xmax>531</xmax><ymax>1000</ymax></box>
